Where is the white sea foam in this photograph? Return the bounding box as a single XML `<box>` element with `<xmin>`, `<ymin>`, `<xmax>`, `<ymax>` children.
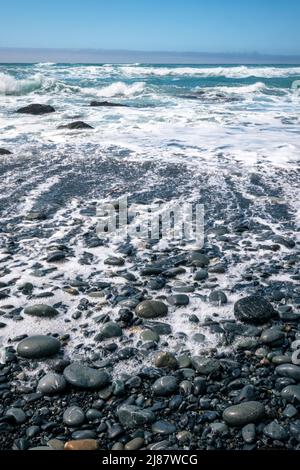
<box><xmin>86</xmin><ymin>81</ymin><xmax>146</xmax><ymax>98</ymax></box>
<box><xmin>118</xmin><ymin>65</ymin><xmax>300</xmax><ymax>78</ymax></box>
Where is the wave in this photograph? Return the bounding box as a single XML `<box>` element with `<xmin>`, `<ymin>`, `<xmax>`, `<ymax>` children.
<box><xmin>202</xmin><ymin>82</ymin><xmax>268</xmax><ymax>95</ymax></box>
<box><xmin>0</xmin><ymin>72</ymin><xmax>44</xmax><ymax>95</ymax></box>
<box><xmin>118</xmin><ymin>65</ymin><xmax>300</xmax><ymax>79</ymax></box>
<box><xmin>86</xmin><ymin>81</ymin><xmax>146</xmax><ymax>98</ymax></box>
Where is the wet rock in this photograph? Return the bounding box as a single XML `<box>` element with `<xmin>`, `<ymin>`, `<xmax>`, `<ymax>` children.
<box><xmin>140</xmin><ymin>329</ymin><xmax>159</xmax><ymax>343</ymax></box>
<box><xmin>222</xmin><ymin>401</ymin><xmax>265</xmax><ymax>426</ymax></box>
<box><xmin>261</xmin><ymin>327</ymin><xmax>285</xmax><ymax>346</ymax></box>
<box><xmin>0</xmin><ymin>148</ymin><xmax>12</xmax><ymax>155</ymax></box>
<box><xmin>98</xmin><ymin>321</ymin><xmax>122</xmax><ymax>339</ymax></box>
<box><xmin>24</xmin><ymin>304</ymin><xmax>59</xmax><ymax>318</ymax></box>
<box><xmin>135</xmin><ymin>300</ymin><xmax>168</xmax><ymax>319</ymax></box>
<box><xmin>152</xmin><ymin>376</ymin><xmax>178</xmax><ymax>396</ymax></box>
<box><xmin>276</xmin><ymin>364</ymin><xmax>300</xmax><ymax>382</ymax></box>
<box><xmin>234</xmin><ymin>295</ymin><xmax>277</xmax><ymax>324</ymax></box>
<box><xmin>193</xmin><ymin>269</ymin><xmax>208</xmax><ymax>281</ymax></box>
<box><xmin>151</xmin><ymin>420</ymin><xmax>176</xmax><ymax>434</ymax></box>
<box><xmin>263</xmin><ymin>421</ymin><xmax>288</xmax><ymax>440</ymax></box>
<box><xmin>167</xmin><ymin>294</ymin><xmax>189</xmax><ymax>306</ymax></box>
<box><xmin>90</xmin><ymin>100</ymin><xmax>127</xmax><ymax>107</ymax></box>
<box><xmin>242</xmin><ymin>423</ymin><xmax>256</xmax><ymax>443</ymax></box>
<box><xmin>37</xmin><ymin>373</ymin><xmax>67</xmax><ymax>395</ymax></box>
<box><xmin>281</xmin><ymin>385</ymin><xmax>300</xmax><ymax>403</ymax></box>
<box><xmin>154</xmin><ymin>351</ymin><xmax>178</xmax><ymax>369</ymax></box>
<box><xmin>46</xmin><ymin>251</ymin><xmax>66</xmax><ymax>263</ymax></box>
<box><xmin>209</xmin><ymin>290</ymin><xmax>227</xmax><ymax>305</ymax></box>
<box><xmin>63</xmin><ymin>406</ymin><xmax>85</xmax><ymax>427</ymax></box>
<box><xmin>63</xmin><ymin>363</ymin><xmax>110</xmax><ymax>389</ymax></box>
<box><xmin>5</xmin><ymin>408</ymin><xmax>26</xmax><ymax>424</ymax></box>
<box><xmin>17</xmin><ymin>335</ymin><xmax>61</xmax><ymax>359</ymax></box>
<box><xmin>117</xmin><ymin>405</ymin><xmax>155</xmax><ymax>428</ymax></box>
<box><xmin>58</xmin><ymin>121</ymin><xmax>93</xmax><ymax>130</ymax></box>
<box><xmin>125</xmin><ymin>437</ymin><xmax>144</xmax><ymax>450</ymax></box>
<box><xmin>190</xmin><ymin>253</ymin><xmax>209</xmax><ymax>267</ymax></box>
<box><xmin>64</xmin><ymin>440</ymin><xmax>99</xmax><ymax>450</ymax></box>
<box><xmin>191</xmin><ymin>357</ymin><xmax>221</xmax><ymax>375</ymax></box>
<box><xmin>16</xmin><ymin>103</ymin><xmax>55</xmax><ymax>115</ymax></box>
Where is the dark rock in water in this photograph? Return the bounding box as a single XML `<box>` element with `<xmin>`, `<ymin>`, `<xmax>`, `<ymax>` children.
<box><xmin>16</xmin><ymin>103</ymin><xmax>55</xmax><ymax>115</ymax></box>
<box><xmin>147</xmin><ymin>277</ymin><xmax>166</xmax><ymax>290</ymax></box>
<box><xmin>209</xmin><ymin>290</ymin><xmax>228</xmax><ymax>305</ymax></box>
<box><xmin>194</xmin><ymin>269</ymin><xmax>208</xmax><ymax>281</ymax></box>
<box><xmin>0</xmin><ymin>148</ymin><xmax>12</xmax><ymax>155</ymax></box>
<box><xmin>63</xmin><ymin>406</ymin><xmax>85</xmax><ymax>427</ymax></box>
<box><xmin>151</xmin><ymin>420</ymin><xmax>176</xmax><ymax>435</ymax></box>
<box><xmin>24</xmin><ymin>304</ymin><xmax>59</xmax><ymax>318</ymax></box>
<box><xmin>37</xmin><ymin>373</ymin><xmax>67</xmax><ymax>395</ymax></box>
<box><xmin>191</xmin><ymin>357</ymin><xmax>221</xmax><ymax>375</ymax></box>
<box><xmin>263</xmin><ymin>421</ymin><xmax>288</xmax><ymax>440</ymax></box>
<box><xmin>25</xmin><ymin>211</ymin><xmax>47</xmax><ymax>221</ymax></box>
<box><xmin>5</xmin><ymin>408</ymin><xmax>26</xmax><ymax>424</ymax></box>
<box><xmin>17</xmin><ymin>335</ymin><xmax>61</xmax><ymax>358</ymax></box>
<box><xmin>63</xmin><ymin>362</ymin><xmax>110</xmax><ymax>389</ymax></box>
<box><xmin>167</xmin><ymin>294</ymin><xmax>189</xmax><ymax>306</ymax></box>
<box><xmin>144</xmin><ymin>321</ymin><xmax>172</xmax><ymax>335</ymax></box>
<box><xmin>154</xmin><ymin>351</ymin><xmax>178</xmax><ymax>369</ymax></box>
<box><xmin>261</xmin><ymin>327</ymin><xmax>285</xmax><ymax>346</ymax></box>
<box><xmin>222</xmin><ymin>401</ymin><xmax>265</xmax><ymax>426</ymax></box>
<box><xmin>276</xmin><ymin>364</ymin><xmax>300</xmax><ymax>382</ymax></box>
<box><xmin>135</xmin><ymin>300</ymin><xmax>168</xmax><ymax>319</ymax></box>
<box><xmin>152</xmin><ymin>376</ymin><xmax>178</xmax><ymax>396</ymax></box>
<box><xmin>117</xmin><ymin>405</ymin><xmax>155</xmax><ymax>428</ymax></box>
<box><xmin>98</xmin><ymin>321</ymin><xmax>122</xmax><ymax>339</ymax></box>
<box><xmin>46</xmin><ymin>251</ymin><xmax>66</xmax><ymax>263</ymax></box>
<box><xmin>272</xmin><ymin>235</ymin><xmax>295</xmax><ymax>249</ymax></box>
<box><xmin>58</xmin><ymin>121</ymin><xmax>93</xmax><ymax>130</ymax></box>
<box><xmin>104</xmin><ymin>256</ymin><xmax>125</xmax><ymax>266</ymax></box>
<box><xmin>90</xmin><ymin>100</ymin><xmax>128</xmax><ymax>107</ymax></box>
<box><xmin>234</xmin><ymin>295</ymin><xmax>277</xmax><ymax>324</ymax></box>
<box><xmin>190</xmin><ymin>252</ymin><xmax>209</xmax><ymax>267</ymax></box>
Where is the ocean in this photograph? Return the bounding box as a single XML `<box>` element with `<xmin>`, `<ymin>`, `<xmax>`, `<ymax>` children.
<box><xmin>0</xmin><ymin>63</ymin><xmax>300</xmax><ymax>371</ymax></box>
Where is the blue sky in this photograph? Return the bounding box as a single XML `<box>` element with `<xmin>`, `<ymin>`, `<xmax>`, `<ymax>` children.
<box><xmin>1</xmin><ymin>0</ymin><xmax>300</xmax><ymax>55</ymax></box>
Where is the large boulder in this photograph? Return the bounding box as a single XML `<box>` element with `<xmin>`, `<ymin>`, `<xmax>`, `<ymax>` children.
<box><xmin>24</xmin><ymin>304</ymin><xmax>59</xmax><ymax>318</ymax></box>
<box><xmin>63</xmin><ymin>362</ymin><xmax>110</xmax><ymax>390</ymax></box>
<box><xmin>135</xmin><ymin>300</ymin><xmax>168</xmax><ymax>319</ymax></box>
<box><xmin>223</xmin><ymin>401</ymin><xmax>265</xmax><ymax>426</ymax></box>
<box><xmin>16</xmin><ymin>104</ymin><xmax>55</xmax><ymax>115</ymax></box>
<box><xmin>0</xmin><ymin>148</ymin><xmax>12</xmax><ymax>155</ymax></box>
<box><xmin>58</xmin><ymin>121</ymin><xmax>93</xmax><ymax>130</ymax></box>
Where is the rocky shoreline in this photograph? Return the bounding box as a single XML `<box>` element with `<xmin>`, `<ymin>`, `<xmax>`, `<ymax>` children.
<box><xmin>0</xmin><ymin>110</ymin><xmax>300</xmax><ymax>450</ymax></box>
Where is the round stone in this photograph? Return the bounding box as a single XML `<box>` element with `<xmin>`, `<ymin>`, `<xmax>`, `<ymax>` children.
<box><xmin>234</xmin><ymin>296</ymin><xmax>277</xmax><ymax>324</ymax></box>
<box><xmin>64</xmin><ymin>440</ymin><xmax>99</xmax><ymax>451</ymax></box>
<box><xmin>154</xmin><ymin>352</ymin><xmax>178</xmax><ymax>369</ymax></box>
<box><xmin>17</xmin><ymin>335</ymin><xmax>61</xmax><ymax>359</ymax></box>
<box><xmin>37</xmin><ymin>373</ymin><xmax>67</xmax><ymax>395</ymax></box>
<box><xmin>190</xmin><ymin>253</ymin><xmax>209</xmax><ymax>267</ymax></box>
<box><xmin>167</xmin><ymin>294</ymin><xmax>189</xmax><ymax>306</ymax></box>
<box><xmin>124</xmin><ymin>437</ymin><xmax>144</xmax><ymax>450</ymax></box>
<box><xmin>151</xmin><ymin>420</ymin><xmax>177</xmax><ymax>435</ymax></box>
<box><xmin>222</xmin><ymin>401</ymin><xmax>265</xmax><ymax>427</ymax></box>
<box><xmin>63</xmin><ymin>406</ymin><xmax>85</xmax><ymax>427</ymax></box>
<box><xmin>191</xmin><ymin>357</ymin><xmax>221</xmax><ymax>375</ymax></box>
<box><xmin>281</xmin><ymin>385</ymin><xmax>300</xmax><ymax>403</ymax></box>
<box><xmin>135</xmin><ymin>300</ymin><xmax>168</xmax><ymax>319</ymax></box>
<box><xmin>261</xmin><ymin>327</ymin><xmax>285</xmax><ymax>346</ymax></box>
<box><xmin>6</xmin><ymin>408</ymin><xmax>26</xmax><ymax>424</ymax></box>
<box><xmin>209</xmin><ymin>290</ymin><xmax>227</xmax><ymax>305</ymax></box>
<box><xmin>117</xmin><ymin>405</ymin><xmax>155</xmax><ymax>428</ymax></box>
<box><xmin>24</xmin><ymin>304</ymin><xmax>59</xmax><ymax>318</ymax></box>
<box><xmin>193</xmin><ymin>269</ymin><xmax>208</xmax><ymax>281</ymax></box>
<box><xmin>152</xmin><ymin>376</ymin><xmax>178</xmax><ymax>396</ymax></box>
<box><xmin>63</xmin><ymin>363</ymin><xmax>110</xmax><ymax>390</ymax></box>
<box><xmin>99</xmin><ymin>322</ymin><xmax>122</xmax><ymax>338</ymax></box>
<box><xmin>140</xmin><ymin>329</ymin><xmax>159</xmax><ymax>343</ymax></box>
<box><xmin>276</xmin><ymin>364</ymin><xmax>300</xmax><ymax>382</ymax></box>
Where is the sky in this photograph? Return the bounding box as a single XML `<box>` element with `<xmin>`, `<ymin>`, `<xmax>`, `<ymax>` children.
<box><xmin>0</xmin><ymin>0</ymin><xmax>300</xmax><ymax>56</ymax></box>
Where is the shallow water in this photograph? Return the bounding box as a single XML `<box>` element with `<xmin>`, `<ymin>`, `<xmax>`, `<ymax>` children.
<box><xmin>0</xmin><ymin>64</ymin><xmax>299</xmax><ymax>371</ymax></box>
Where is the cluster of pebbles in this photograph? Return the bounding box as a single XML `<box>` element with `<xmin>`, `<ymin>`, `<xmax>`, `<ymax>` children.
<box><xmin>0</xmin><ymin>105</ymin><xmax>300</xmax><ymax>450</ymax></box>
